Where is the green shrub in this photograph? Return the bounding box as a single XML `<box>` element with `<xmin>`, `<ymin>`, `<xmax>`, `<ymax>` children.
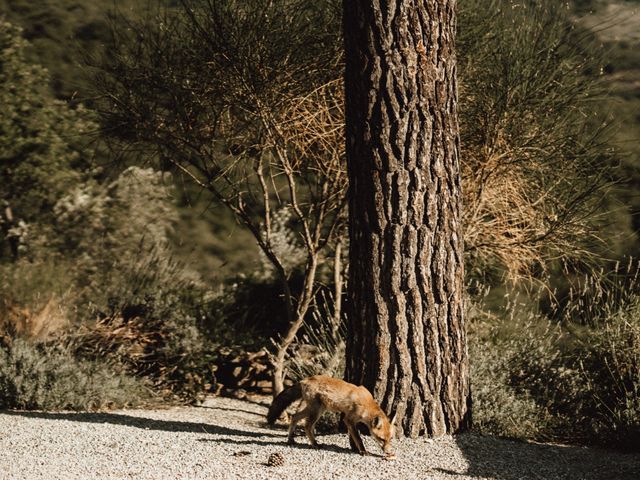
<box><xmin>2</xmin><ymin>164</ymin><xmax>221</xmax><ymax>403</ymax></box>
<box><xmin>470</xmin><ymin>278</ymin><xmax>640</xmax><ymax>449</ymax></box>
<box><xmin>576</xmin><ymin>306</ymin><xmax>640</xmax><ymax>447</ymax></box>
<box><xmin>469</xmin><ymin>323</ymin><xmax>557</xmax><ymax>440</ymax></box>
<box><xmin>507</xmin><ymin>311</ymin><xmax>640</xmax><ymax>449</ymax></box>
<box><xmin>0</xmin><ymin>21</ymin><xmax>96</xmax><ymax>226</ymax></box>
<box><xmin>67</xmin><ymin>244</ymin><xmax>216</xmax><ymax>401</ymax></box>
<box><xmin>467</xmin><ymin>288</ymin><xmax>560</xmax><ymax>440</ymax></box>
<box><xmin>0</xmin><ymin>338</ymin><xmax>149</xmax><ymax>410</ymax></box>
<box><xmin>48</xmin><ymin>166</ymin><xmax>218</xmax><ymax>400</ymax></box>
<box><xmin>52</xmin><ymin>167</ymin><xmax>181</xmax><ymax>299</ymax></box>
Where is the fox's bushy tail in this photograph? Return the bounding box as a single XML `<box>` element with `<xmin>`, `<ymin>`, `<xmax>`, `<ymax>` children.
<box><xmin>267</xmin><ymin>382</ymin><xmax>302</xmax><ymax>424</ymax></box>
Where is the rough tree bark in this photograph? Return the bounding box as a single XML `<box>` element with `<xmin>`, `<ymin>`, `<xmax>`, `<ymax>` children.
<box><xmin>344</xmin><ymin>0</ymin><xmax>471</xmax><ymax>437</ymax></box>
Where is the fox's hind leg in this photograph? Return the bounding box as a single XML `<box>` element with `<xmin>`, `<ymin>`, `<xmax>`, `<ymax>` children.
<box><xmin>304</xmin><ymin>402</ymin><xmax>324</xmax><ymax>447</ymax></box>
<box><xmin>287</xmin><ymin>405</ymin><xmax>311</xmax><ymax>444</ymax></box>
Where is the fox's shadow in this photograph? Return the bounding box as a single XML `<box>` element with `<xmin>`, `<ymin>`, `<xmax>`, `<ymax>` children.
<box><xmin>197</xmin><ymin>435</ymin><xmax>355</xmax><ymax>455</ymax></box>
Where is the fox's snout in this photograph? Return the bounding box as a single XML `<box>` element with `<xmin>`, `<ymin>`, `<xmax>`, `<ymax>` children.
<box><xmin>381</xmin><ymin>439</ymin><xmax>392</xmax><ymax>454</ymax></box>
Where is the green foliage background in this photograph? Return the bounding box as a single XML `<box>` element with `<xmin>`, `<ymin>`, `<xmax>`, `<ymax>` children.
<box><xmin>0</xmin><ymin>21</ymin><xmax>94</xmax><ymax>221</ymax></box>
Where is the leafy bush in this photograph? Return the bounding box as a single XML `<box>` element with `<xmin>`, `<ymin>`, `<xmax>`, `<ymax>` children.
<box><xmin>0</xmin><ymin>21</ymin><xmax>96</xmax><ymax>226</ymax></box>
<box><xmin>581</xmin><ymin>305</ymin><xmax>640</xmax><ymax>447</ymax></box>
<box><xmin>69</xmin><ymin>272</ymin><xmax>215</xmax><ymax>402</ymax></box>
<box><xmin>52</xmin><ymin>167</ymin><xmax>180</xmax><ymax>288</ymax></box>
<box><xmin>469</xmin><ymin>276</ymin><xmax>640</xmax><ymax>449</ymax></box>
<box><xmin>47</xmin><ymin>166</ymin><xmax>216</xmax><ymax>400</ymax></box>
<box><xmin>75</xmin><ymin>243</ymin><xmax>216</xmax><ymax>401</ymax></box>
<box><xmin>2</xmin><ymin>144</ymin><xmax>219</xmax><ymax>405</ymax></box>
<box><xmin>0</xmin><ymin>240</ymin><xmax>215</xmax><ymax>405</ymax></box>
<box><xmin>515</xmin><ymin>286</ymin><xmax>640</xmax><ymax>448</ymax></box>
<box><xmin>0</xmin><ymin>338</ymin><xmax>149</xmax><ymax>410</ymax></box>
<box><xmin>469</xmin><ymin>320</ymin><xmax>557</xmax><ymax>440</ymax></box>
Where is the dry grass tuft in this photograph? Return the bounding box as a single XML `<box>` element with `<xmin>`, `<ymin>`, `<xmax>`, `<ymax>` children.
<box><xmin>279</xmin><ymin>78</ymin><xmax>345</xmax><ymax>179</ymax></box>
<box><xmin>0</xmin><ymin>297</ymin><xmax>69</xmax><ymax>340</ymax></box>
<box><xmin>70</xmin><ymin>315</ymin><xmax>157</xmax><ymax>367</ymax></box>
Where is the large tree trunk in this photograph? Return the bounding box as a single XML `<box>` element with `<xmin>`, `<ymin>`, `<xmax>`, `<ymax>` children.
<box><xmin>344</xmin><ymin>0</ymin><xmax>470</xmax><ymax>437</ymax></box>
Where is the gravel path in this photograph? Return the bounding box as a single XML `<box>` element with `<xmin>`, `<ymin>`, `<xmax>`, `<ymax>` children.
<box><xmin>1</xmin><ymin>396</ymin><xmax>638</xmax><ymax>479</ymax></box>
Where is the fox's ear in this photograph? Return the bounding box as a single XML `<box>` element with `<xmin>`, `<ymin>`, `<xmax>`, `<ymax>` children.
<box><xmin>390</xmin><ymin>412</ymin><xmax>397</xmax><ymax>426</ymax></box>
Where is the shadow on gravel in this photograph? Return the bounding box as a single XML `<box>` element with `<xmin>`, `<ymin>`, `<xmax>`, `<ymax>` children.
<box><xmin>197</xmin><ymin>435</ymin><xmax>355</xmax><ymax>455</ymax></box>
<box><xmin>2</xmin><ymin>411</ymin><xmax>277</xmax><ymax>439</ymax></box>
<box><xmin>443</xmin><ymin>433</ymin><xmax>640</xmax><ymax>480</ymax></box>
<box><xmin>196</xmin><ymin>405</ymin><xmax>264</xmax><ymax>417</ymax></box>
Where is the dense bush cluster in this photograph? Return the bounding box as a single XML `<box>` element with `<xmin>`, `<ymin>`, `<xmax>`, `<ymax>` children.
<box><xmin>0</xmin><ymin>337</ymin><xmax>148</xmax><ymax>410</ymax></box>
<box><xmin>469</xmin><ymin>275</ymin><xmax>640</xmax><ymax>449</ymax></box>
<box><xmin>0</xmin><ymin>22</ymin><xmax>220</xmax><ymax>407</ymax></box>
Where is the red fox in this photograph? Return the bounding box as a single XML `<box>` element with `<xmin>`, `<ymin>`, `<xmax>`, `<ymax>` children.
<box><xmin>267</xmin><ymin>375</ymin><xmax>396</xmax><ymax>457</ymax></box>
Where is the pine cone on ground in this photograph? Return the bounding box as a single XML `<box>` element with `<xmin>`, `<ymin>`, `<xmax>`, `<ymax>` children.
<box><xmin>267</xmin><ymin>452</ymin><xmax>285</xmax><ymax>467</ymax></box>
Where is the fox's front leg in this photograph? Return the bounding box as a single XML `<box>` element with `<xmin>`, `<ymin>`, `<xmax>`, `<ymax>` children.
<box><xmin>344</xmin><ymin>419</ymin><xmax>367</xmax><ymax>455</ymax></box>
<box><xmin>341</xmin><ymin>414</ymin><xmax>358</xmax><ymax>452</ymax></box>
<box><xmin>348</xmin><ymin>432</ymin><xmax>358</xmax><ymax>452</ymax></box>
